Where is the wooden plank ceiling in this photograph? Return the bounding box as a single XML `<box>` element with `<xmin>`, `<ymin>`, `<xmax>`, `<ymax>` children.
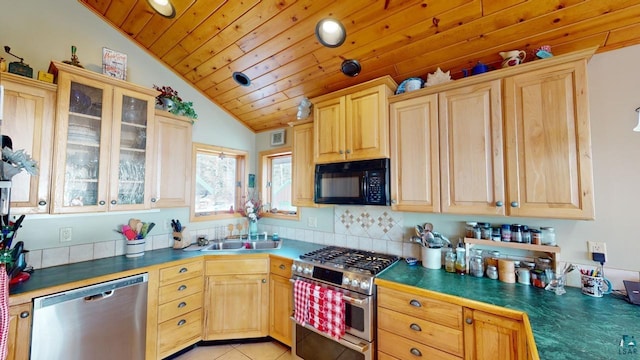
<box><xmin>79</xmin><ymin>0</ymin><xmax>640</xmax><ymax>132</ymax></box>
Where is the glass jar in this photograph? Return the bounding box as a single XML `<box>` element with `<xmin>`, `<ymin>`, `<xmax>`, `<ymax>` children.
<box><xmin>455</xmin><ymin>247</ymin><xmax>466</xmax><ymax>275</ymax></box>
<box><xmin>501</xmin><ymin>224</ymin><xmax>511</xmax><ymax>242</ymax></box>
<box><xmin>469</xmin><ymin>249</ymin><xmax>484</xmax><ymax>277</ymax></box>
<box><xmin>530</xmin><ymin>229</ymin><xmax>542</xmax><ymax>245</ymax></box>
<box><xmin>484</xmin><ymin>250</ymin><xmax>500</xmax><ymax>273</ymax></box>
<box><xmin>511</xmin><ymin>224</ymin><xmax>523</xmax><ymax>243</ymax></box>
<box><xmin>522</xmin><ymin>225</ymin><xmax>531</xmax><ymax>244</ymax></box>
<box><xmin>465</xmin><ymin>222</ymin><xmax>477</xmax><ymax>238</ymax></box>
<box><xmin>535</xmin><ymin>257</ymin><xmax>552</xmax><ymax>271</ymax></box>
<box><xmin>486</xmin><ymin>265</ymin><xmax>498</xmax><ymax>280</ymax></box>
<box><xmin>541</xmin><ymin>227</ymin><xmax>556</xmax><ymax>246</ymax></box>
<box><xmin>444</xmin><ymin>249</ymin><xmax>456</xmax><ymax>273</ymax></box>
<box><xmin>480</xmin><ymin>223</ymin><xmax>492</xmax><ymax>240</ymax></box>
<box><xmin>491</xmin><ymin>227</ymin><xmax>501</xmax><ymax>242</ymax></box>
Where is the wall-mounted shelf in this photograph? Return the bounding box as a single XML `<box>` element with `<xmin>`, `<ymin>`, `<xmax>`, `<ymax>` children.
<box><xmin>463</xmin><ymin>237</ymin><xmax>561</xmax><ymax>271</ymax></box>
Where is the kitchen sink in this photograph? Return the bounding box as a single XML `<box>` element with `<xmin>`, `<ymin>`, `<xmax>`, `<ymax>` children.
<box><xmin>200</xmin><ymin>240</ymin><xmax>282</xmax><ymax>251</ymax></box>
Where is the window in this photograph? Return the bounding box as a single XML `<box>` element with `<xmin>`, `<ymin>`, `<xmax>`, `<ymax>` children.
<box><xmin>259</xmin><ymin>148</ymin><xmax>298</xmax><ymax>219</ymax></box>
<box><xmin>191</xmin><ymin>143</ymin><xmax>247</xmax><ymax>221</ymax></box>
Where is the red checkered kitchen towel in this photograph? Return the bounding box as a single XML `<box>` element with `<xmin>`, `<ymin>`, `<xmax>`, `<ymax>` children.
<box><xmin>294</xmin><ymin>279</ymin><xmax>345</xmax><ymax>340</ymax></box>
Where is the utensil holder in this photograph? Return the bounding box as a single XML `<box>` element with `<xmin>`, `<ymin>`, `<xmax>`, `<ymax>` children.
<box><xmin>421</xmin><ymin>247</ymin><xmax>442</xmax><ymax>269</ymax></box>
<box><xmin>126</xmin><ymin>239</ymin><xmax>145</xmax><ymax>258</ymax></box>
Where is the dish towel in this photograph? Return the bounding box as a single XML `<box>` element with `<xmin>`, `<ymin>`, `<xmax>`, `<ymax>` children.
<box><xmin>0</xmin><ymin>266</ymin><xmax>9</xmax><ymax>359</ymax></box>
<box><xmin>293</xmin><ymin>279</ymin><xmax>311</xmax><ymax>325</ymax></box>
<box><xmin>308</xmin><ymin>284</ymin><xmax>345</xmax><ymax>340</ymax></box>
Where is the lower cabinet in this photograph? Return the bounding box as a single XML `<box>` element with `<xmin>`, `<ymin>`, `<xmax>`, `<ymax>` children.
<box><xmin>155</xmin><ymin>259</ymin><xmax>204</xmax><ymax>359</ymax></box>
<box><xmin>7</xmin><ymin>303</ymin><xmax>32</xmax><ymax>360</ymax></box>
<box><xmin>377</xmin><ymin>284</ymin><xmax>529</xmax><ymax>360</ymax></box>
<box><xmin>203</xmin><ymin>257</ymin><xmax>269</xmax><ymax>340</ymax></box>
<box><xmin>269</xmin><ymin>256</ymin><xmax>293</xmax><ymax>346</ymax></box>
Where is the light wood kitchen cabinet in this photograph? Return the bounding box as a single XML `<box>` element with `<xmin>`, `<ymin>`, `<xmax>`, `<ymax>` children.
<box><xmin>291</xmin><ymin>122</ymin><xmax>316</xmax><ymax>207</ymax></box>
<box><xmin>151</xmin><ymin>110</ymin><xmax>192</xmax><ymax>208</ymax></box>
<box><xmin>269</xmin><ymin>256</ymin><xmax>293</xmax><ymax>346</ymax></box>
<box><xmin>439</xmin><ymin>80</ymin><xmax>505</xmax><ymax>216</ymax></box>
<box><xmin>503</xmin><ymin>60</ymin><xmax>594</xmax><ymax>219</ymax></box>
<box><xmin>389</xmin><ymin>94</ymin><xmax>440</xmax><ymax>212</ymax></box>
<box><xmin>0</xmin><ymin>73</ymin><xmax>56</xmax><ymax>214</ymax></box>
<box><xmin>204</xmin><ymin>257</ymin><xmax>269</xmax><ymax>340</ymax></box>
<box><xmin>312</xmin><ymin>76</ymin><xmax>396</xmax><ymax>163</ymax></box>
<box><xmin>7</xmin><ymin>303</ymin><xmax>32</xmax><ymax>360</ymax></box>
<box><xmin>463</xmin><ymin>308</ymin><xmax>527</xmax><ymax>360</ymax></box>
<box><xmin>155</xmin><ymin>259</ymin><xmax>204</xmax><ymax>359</ymax></box>
<box><xmin>49</xmin><ymin>61</ymin><xmax>157</xmax><ymax>213</ymax></box>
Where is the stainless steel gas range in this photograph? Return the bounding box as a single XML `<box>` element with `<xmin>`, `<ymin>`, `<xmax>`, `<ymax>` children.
<box><xmin>290</xmin><ymin>246</ymin><xmax>399</xmax><ymax>360</ymax></box>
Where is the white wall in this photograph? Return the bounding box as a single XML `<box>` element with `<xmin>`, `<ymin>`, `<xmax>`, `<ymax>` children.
<box><xmin>0</xmin><ymin>0</ymin><xmax>255</xmax><ymax>253</ymax></box>
<box><xmin>259</xmin><ymin>45</ymin><xmax>640</xmax><ymax>273</ymax></box>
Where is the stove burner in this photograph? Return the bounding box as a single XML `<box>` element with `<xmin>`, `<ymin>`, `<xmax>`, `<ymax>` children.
<box><xmin>299</xmin><ymin>246</ymin><xmax>398</xmax><ymax>275</ymax></box>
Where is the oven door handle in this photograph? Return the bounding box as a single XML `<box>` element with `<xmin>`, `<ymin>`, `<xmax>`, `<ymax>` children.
<box><xmin>289</xmin><ymin>278</ymin><xmax>367</xmax><ymax>305</ymax></box>
<box><xmin>291</xmin><ymin>317</ymin><xmax>370</xmax><ymax>353</ymax></box>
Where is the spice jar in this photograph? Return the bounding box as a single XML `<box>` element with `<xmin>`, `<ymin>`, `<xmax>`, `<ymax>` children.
<box><xmin>511</xmin><ymin>224</ymin><xmax>523</xmax><ymax>243</ymax></box>
<box><xmin>465</xmin><ymin>222</ymin><xmax>477</xmax><ymax>238</ymax></box>
<box><xmin>501</xmin><ymin>224</ymin><xmax>511</xmax><ymax>242</ymax></box>
<box><xmin>491</xmin><ymin>227</ymin><xmax>501</xmax><ymax>242</ymax></box>
<box><xmin>480</xmin><ymin>223</ymin><xmax>492</xmax><ymax>240</ymax></box>
<box><xmin>469</xmin><ymin>249</ymin><xmax>484</xmax><ymax>277</ymax></box>
<box><xmin>530</xmin><ymin>229</ymin><xmax>542</xmax><ymax>245</ymax></box>
<box><xmin>486</xmin><ymin>265</ymin><xmax>498</xmax><ymax>280</ymax></box>
<box><xmin>522</xmin><ymin>225</ymin><xmax>531</xmax><ymax>244</ymax></box>
<box><xmin>444</xmin><ymin>249</ymin><xmax>456</xmax><ymax>273</ymax></box>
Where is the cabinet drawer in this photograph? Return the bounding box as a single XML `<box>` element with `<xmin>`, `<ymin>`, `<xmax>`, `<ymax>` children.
<box><xmin>378</xmin><ymin>287</ymin><xmax>462</xmax><ymax>330</ymax></box>
<box><xmin>378</xmin><ymin>307</ymin><xmax>463</xmax><ymax>357</ymax></box>
<box><xmin>158</xmin><ymin>292</ymin><xmax>203</xmax><ymax>323</ymax></box>
<box><xmin>159</xmin><ymin>260</ymin><xmax>203</xmax><ymax>285</ymax></box>
<box><xmin>378</xmin><ymin>351</ymin><xmax>401</xmax><ymax>360</ymax></box>
<box><xmin>270</xmin><ymin>256</ymin><xmax>292</xmax><ymax>278</ymax></box>
<box><xmin>159</xmin><ymin>276</ymin><xmax>203</xmax><ymax>304</ymax></box>
<box><xmin>206</xmin><ymin>258</ymin><xmax>269</xmax><ymax>275</ymax></box>
<box><xmin>378</xmin><ymin>329</ymin><xmax>461</xmax><ymax>360</ymax></box>
<box><xmin>158</xmin><ymin>309</ymin><xmax>202</xmax><ymax>357</ymax></box>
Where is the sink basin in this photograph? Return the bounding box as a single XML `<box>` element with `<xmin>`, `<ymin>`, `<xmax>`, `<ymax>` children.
<box><xmin>200</xmin><ymin>240</ymin><xmax>282</xmax><ymax>251</ymax></box>
<box><xmin>201</xmin><ymin>241</ymin><xmax>246</xmax><ymax>251</ymax></box>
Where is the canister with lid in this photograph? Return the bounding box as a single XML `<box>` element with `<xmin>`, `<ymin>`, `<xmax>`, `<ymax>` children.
<box><xmin>541</xmin><ymin>227</ymin><xmax>556</xmax><ymax>246</ymax></box>
<box><xmin>469</xmin><ymin>249</ymin><xmax>484</xmax><ymax>277</ymax></box>
<box><xmin>444</xmin><ymin>249</ymin><xmax>456</xmax><ymax>273</ymax></box>
<box><xmin>479</xmin><ymin>223</ymin><xmax>492</xmax><ymax>240</ymax></box>
<box><xmin>465</xmin><ymin>222</ymin><xmax>477</xmax><ymax>238</ymax></box>
<box><xmin>501</xmin><ymin>224</ymin><xmax>511</xmax><ymax>242</ymax></box>
<box><xmin>530</xmin><ymin>229</ymin><xmax>542</xmax><ymax>245</ymax></box>
<box><xmin>511</xmin><ymin>224</ymin><xmax>523</xmax><ymax>243</ymax></box>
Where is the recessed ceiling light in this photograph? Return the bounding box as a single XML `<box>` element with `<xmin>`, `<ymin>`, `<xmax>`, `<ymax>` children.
<box><xmin>147</xmin><ymin>0</ymin><xmax>176</xmax><ymax>18</ymax></box>
<box><xmin>232</xmin><ymin>72</ymin><xmax>251</xmax><ymax>87</ymax></box>
<box><xmin>315</xmin><ymin>18</ymin><xmax>346</xmax><ymax>48</ymax></box>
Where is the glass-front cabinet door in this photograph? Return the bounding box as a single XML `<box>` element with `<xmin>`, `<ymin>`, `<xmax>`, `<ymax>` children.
<box><xmin>51</xmin><ymin>62</ymin><xmax>156</xmax><ymax>213</ymax></box>
<box><xmin>109</xmin><ymin>88</ymin><xmax>154</xmax><ymax>211</ymax></box>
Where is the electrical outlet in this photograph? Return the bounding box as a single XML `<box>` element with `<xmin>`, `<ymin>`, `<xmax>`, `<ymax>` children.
<box><xmin>587</xmin><ymin>241</ymin><xmax>607</xmax><ymax>259</ymax></box>
<box><xmin>164</xmin><ymin>219</ymin><xmax>172</xmax><ymax>231</ymax></box>
<box><xmin>60</xmin><ymin>227</ymin><xmax>72</xmax><ymax>242</ymax></box>
<box><xmin>307</xmin><ymin>216</ymin><xmax>317</xmax><ymax>228</ymax></box>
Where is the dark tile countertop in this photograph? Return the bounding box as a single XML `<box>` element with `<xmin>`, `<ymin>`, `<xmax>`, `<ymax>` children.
<box><xmin>9</xmin><ymin>239</ymin><xmax>324</xmax><ymax>298</ymax></box>
<box><xmin>377</xmin><ymin>261</ymin><xmax>640</xmax><ymax>360</ymax></box>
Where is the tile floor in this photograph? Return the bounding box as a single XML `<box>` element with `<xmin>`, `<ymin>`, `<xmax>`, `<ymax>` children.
<box><xmin>171</xmin><ymin>341</ymin><xmax>291</xmax><ymax>360</ymax></box>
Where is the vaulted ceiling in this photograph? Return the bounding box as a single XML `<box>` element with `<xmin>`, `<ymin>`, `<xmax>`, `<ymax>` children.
<box><xmin>79</xmin><ymin>0</ymin><xmax>640</xmax><ymax>132</ymax></box>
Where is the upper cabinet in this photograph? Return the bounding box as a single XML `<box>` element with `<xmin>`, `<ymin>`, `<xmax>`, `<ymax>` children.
<box><xmin>291</xmin><ymin>122</ymin><xmax>316</xmax><ymax>207</ymax></box>
<box><xmin>49</xmin><ymin>61</ymin><xmax>157</xmax><ymax>213</ymax></box>
<box><xmin>503</xmin><ymin>61</ymin><xmax>594</xmax><ymax>219</ymax></box>
<box><xmin>312</xmin><ymin>76</ymin><xmax>396</xmax><ymax>163</ymax></box>
<box><xmin>151</xmin><ymin>110</ymin><xmax>192</xmax><ymax>208</ymax></box>
<box><xmin>1</xmin><ymin>73</ymin><xmax>56</xmax><ymax>214</ymax></box>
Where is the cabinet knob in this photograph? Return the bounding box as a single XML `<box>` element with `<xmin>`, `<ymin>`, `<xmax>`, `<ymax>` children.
<box><xmin>20</xmin><ymin>311</ymin><xmax>30</xmax><ymax>319</ymax></box>
<box><xmin>409</xmin><ymin>323</ymin><xmax>422</xmax><ymax>332</ymax></box>
<box><xmin>110</xmin><ymin>200</ymin><xmax>117</xmax><ymax>205</ymax></box>
<box><xmin>466</xmin><ymin>317</ymin><xmax>473</xmax><ymax>325</ymax></box>
<box><xmin>179</xmin><ymin>267</ymin><xmax>188</xmax><ymax>273</ymax></box>
<box><xmin>38</xmin><ymin>200</ymin><xmax>47</xmax><ymax>206</ymax></box>
<box><xmin>151</xmin><ymin>198</ymin><xmax>157</xmax><ymax>203</ymax></box>
<box><xmin>279</xmin><ymin>264</ymin><xmax>286</xmax><ymax>270</ymax></box>
<box><xmin>409</xmin><ymin>299</ymin><xmax>421</xmax><ymax>307</ymax></box>
<box><xmin>99</xmin><ymin>201</ymin><xmax>106</xmax><ymax>206</ymax></box>
<box><xmin>410</xmin><ymin>348</ymin><xmax>422</xmax><ymax>357</ymax></box>
<box><xmin>391</xmin><ymin>199</ymin><xmax>396</xmax><ymax>204</ymax></box>
<box><xmin>177</xmin><ymin>319</ymin><xmax>187</xmax><ymax>326</ymax></box>
<box><xmin>346</xmin><ymin>149</ymin><xmax>351</xmax><ymax>154</ymax></box>
<box><xmin>496</xmin><ymin>201</ymin><xmax>503</xmax><ymax>207</ymax></box>
<box><xmin>262</xmin><ymin>279</ymin><xmax>267</xmax><ymax>283</ymax></box>
<box><xmin>511</xmin><ymin>201</ymin><xmax>519</xmax><ymax>208</ymax></box>
<box><xmin>178</xmin><ymin>285</ymin><xmax>187</xmax><ymax>291</ymax></box>
<box><xmin>178</xmin><ymin>302</ymin><xmax>187</xmax><ymax>308</ymax></box>
<box><xmin>339</xmin><ymin>150</ymin><xmax>344</xmax><ymax>154</ymax></box>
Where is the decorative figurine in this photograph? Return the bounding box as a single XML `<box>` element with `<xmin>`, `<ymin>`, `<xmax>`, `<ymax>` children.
<box><xmin>63</xmin><ymin>45</ymin><xmax>84</xmax><ymax>68</ymax></box>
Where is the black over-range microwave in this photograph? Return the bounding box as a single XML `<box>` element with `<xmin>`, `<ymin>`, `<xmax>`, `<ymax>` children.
<box><xmin>314</xmin><ymin>158</ymin><xmax>390</xmax><ymax>206</ymax></box>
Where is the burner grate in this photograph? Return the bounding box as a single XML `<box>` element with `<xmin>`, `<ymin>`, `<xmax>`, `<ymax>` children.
<box><xmin>300</xmin><ymin>246</ymin><xmax>398</xmax><ymax>275</ymax></box>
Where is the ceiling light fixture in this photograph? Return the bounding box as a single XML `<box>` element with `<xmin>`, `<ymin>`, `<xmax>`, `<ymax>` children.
<box><xmin>232</xmin><ymin>72</ymin><xmax>251</xmax><ymax>87</ymax></box>
<box><xmin>315</xmin><ymin>18</ymin><xmax>346</xmax><ymax>48</ymax></box>
<box><xmin>147</xmin><ymin>0</ymin><xmax>176</xmax><ymax>19</ymax></box>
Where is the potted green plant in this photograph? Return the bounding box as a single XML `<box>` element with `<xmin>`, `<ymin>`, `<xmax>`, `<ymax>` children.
<box><xmin>152</xmin><ymin>85</ymin><xmax>198</xmax><ymax>123</ymax></box>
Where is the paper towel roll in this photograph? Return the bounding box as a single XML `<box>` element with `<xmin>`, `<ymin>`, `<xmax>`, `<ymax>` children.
<box><xmin>421</xmin><ymin>247</ymin><xmax>442</xmax><ymax>269</ymax></box>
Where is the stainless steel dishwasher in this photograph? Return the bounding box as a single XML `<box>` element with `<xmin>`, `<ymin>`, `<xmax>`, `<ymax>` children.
<box><xmin>30</xmin><ymin>273</ymin><xmax>148</xmax><ymax>360</ymax></box>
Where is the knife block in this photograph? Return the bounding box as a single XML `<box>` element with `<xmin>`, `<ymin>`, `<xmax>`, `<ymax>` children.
<box><xmin>172</xmin><ymin>228</ymin><xmax>190</xmax><ymax>249</ymax></box>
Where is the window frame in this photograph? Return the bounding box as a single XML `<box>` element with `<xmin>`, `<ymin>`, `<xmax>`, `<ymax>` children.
<box><xmin>190</xmin><ymin>142</ymin><xmax>248</xmax><ymax>222</ymax></box>
<box><xmin>258</xmin><ymin>147</ymin><xmax>299</xmax><ymax>220</ymax></box>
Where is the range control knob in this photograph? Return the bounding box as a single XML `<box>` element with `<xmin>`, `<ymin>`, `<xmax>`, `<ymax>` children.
<box><xmin>360</xmin><ymin>280</ymin><xmax>370</xmax><ymax>290</ymax></box>
<box><xmin>343</xmin><ymin>277</ymin><xmax>351</xmax><ymax>286</ymax></box>
<box><xmin>303</xmin><ymin>267</ymin><xmax>312</xmax><ymax>275</ymax></box>
<box><xmin>351</xmin><ymin>279</ymin><xmax>360</xmax><ymax>288</ymax></box>
<box><xmin>291</xmin><ymin>264</ymin><xmax>298</xmax><ymax>272</ymax></box>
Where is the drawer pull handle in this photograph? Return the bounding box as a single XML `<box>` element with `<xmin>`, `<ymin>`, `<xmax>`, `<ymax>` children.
<box><xmin>410</xmin><ymin>348</ymin><xmax>422</xmax><ymax>357</ymax></box>
<box><xmin>409</xmin><ymin>299</ymin><xmax>421</xmax><ymax>307</ymax></box>
<box><xmin>178</xmin><ymin>285</ymin><xmax>187</xmax><ymax>291</ymax></box>
<box><xmin>178</xmin><ymin>302</ymin><xmax>187</xmax><ymax>308</ymax></box>
<box><xmin>20</xmin><ymin>311</ymin><xmax>30</xmax><ymax>318</ymax></box>
<box><xmin>410</xmin><ymin>323</ymin><xmax>422</xmax><ymax>332</ymax></box>
<box><xmin>279</xmin><ymin>264</ymin><xmax>286</xmax><ymax>270</ymax></box>
<box><xmin>177</xmin><ymin>319</ymin><xmax>186</xmax><ymax>326</ymax></box>
<box><xmin>179</xmin><ymin>267</ymin><xmax>188</xmax><ymax>273</ymax></box>
<box><xmin>466</xmin><ymin>317</ymin><xmax>473</xmax><ymax>325</ymax></box>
